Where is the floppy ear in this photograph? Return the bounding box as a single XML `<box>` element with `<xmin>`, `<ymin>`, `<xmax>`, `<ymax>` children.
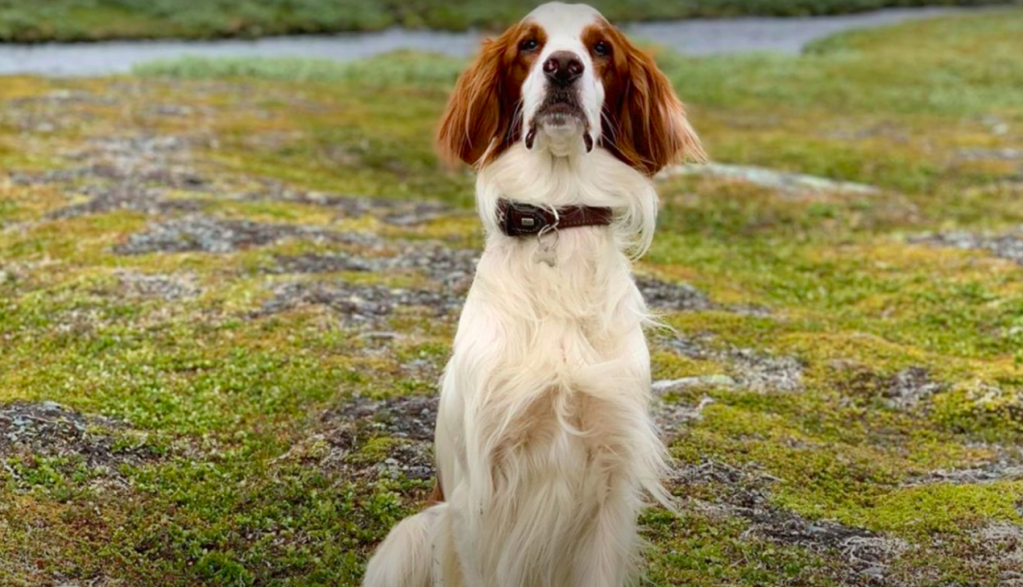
<box><xmin>436</xmin><ymin>35</ymin><xmax>510</xmax><ymax>168</ymax></box>
<box><xmin>604</xmin><ymin>33</ymin><xmax>706</xmax><ymax>176</ymax></box>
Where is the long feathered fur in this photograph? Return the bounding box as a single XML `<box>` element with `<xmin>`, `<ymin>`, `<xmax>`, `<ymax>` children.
<box><xmin>364</xmin><ymin>145</ymin><xmax>671</xmax><ymax>587</ymax></box>
<box><xmin>363</xmin><ymin>4</ymin><xmax>703</xmax><ymax>586</ymax></box>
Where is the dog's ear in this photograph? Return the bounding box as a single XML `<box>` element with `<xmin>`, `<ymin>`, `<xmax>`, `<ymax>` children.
<box><xmin>436</xmin><ymin>32</ymin><xmax>514</xmax><ymax>168</ymax></box>
<box><xmin>601</xmin><ymin>28</ymin><xmax>706</xmax><ymax>176</ymax></box>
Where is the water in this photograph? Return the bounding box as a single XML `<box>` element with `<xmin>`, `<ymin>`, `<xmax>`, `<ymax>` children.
<box><xmin>0</xmin><ymin>7</ymin><xmax>991</xmax><ymax>77</ymax></box>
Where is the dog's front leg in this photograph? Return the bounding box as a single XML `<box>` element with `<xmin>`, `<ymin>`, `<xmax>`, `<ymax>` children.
<box><xmin>434</xmin><ymin>304</ymin><xmax>500</xmax><ymax>587</ymax></box>
<box><xmin>571</xmin><ymin>476</ymin><xmax>641</xmax><ymax>587</ymax></box>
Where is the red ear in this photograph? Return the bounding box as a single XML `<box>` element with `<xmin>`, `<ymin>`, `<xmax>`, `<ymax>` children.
<box><xmin>603</xmin><ymin>32</ymin><xmax>706</xmax><ymax>175</ymax></box>
<box><xmin>436</xmin><ymin>30</ymin><xmax>517</xmax><ymax>168</ymax></box>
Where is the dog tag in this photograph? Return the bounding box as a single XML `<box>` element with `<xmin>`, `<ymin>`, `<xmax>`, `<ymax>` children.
<box><xmin>535</xmin><ymin>244</ymin><xmax>557</xmax><ymax>267</ymax></box>
<box><xmin>534</xmin><ymin>226</ymin><xmax>559</xmax><ymax>267</ymax></box>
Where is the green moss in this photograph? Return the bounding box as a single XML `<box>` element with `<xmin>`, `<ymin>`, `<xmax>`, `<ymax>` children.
<box><xmin>358</xmin><ymin>437</ymin><xmax>401</xmax><ymax>462</ymax></box>
<box><xmin>135</xmin><ymin>52</ymin><xmax>466</xmax><ymax>88</ymax></box>
<box><xmin>859</xmin><ymin>482</ymin><xmax>1023</xmax><ymax>534</ymax></box>
<box><xmin>775</xmin><ymin>476</ymin><xmax>1023</xmax><ymax>538</ymax></box>
<box><xmin>932</xmin><ymin>381</ymin><xmax>1023</xmax><ymax>438</ymax></box>
<box><xmin>643</xmin><ymin>510</ymin><xmax>829</xmax><ymax>586</ymax></box>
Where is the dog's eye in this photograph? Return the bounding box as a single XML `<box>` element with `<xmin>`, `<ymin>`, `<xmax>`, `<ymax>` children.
<box><xmin>519</xmin><ymin>38</ymin><xmax>539</xmax><ymax>52</ymax></box>
<box><xmin>593</xmin><ymin>41</ymin><xmax>611</xmax><ymax>57</ymax></box>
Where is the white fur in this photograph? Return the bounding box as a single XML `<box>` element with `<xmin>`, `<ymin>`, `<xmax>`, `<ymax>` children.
<box><xmin>362</xmin><ymin>505</ymin><xmax>440</xmax><ymax>587</ymax></box>
<box><xmin>362</xmin><ymin>4</ymin><xmax>672</xmax><ymax>587</ymax></box>
<box><xmin>520</xmin><ymin>3</ymin><xmax>604</xmax><ymax>156</ymax></box>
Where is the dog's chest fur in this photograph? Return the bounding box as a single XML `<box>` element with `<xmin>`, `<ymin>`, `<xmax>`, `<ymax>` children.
<box><xmin>452</xmin><ymin>239</ymin><xmax>649</xmax><ymax>584</ymax></box>
<box><xmin>435</xmin><ymin>148</ymin><xmax>663</xmax><ymax>586</ymax></box>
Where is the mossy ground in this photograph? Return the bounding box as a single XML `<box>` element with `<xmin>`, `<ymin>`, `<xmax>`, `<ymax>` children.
<box><xmin>3</xmin><ymin>8</ymin><xmax>1023</xmax><ymax>587</ymax></box>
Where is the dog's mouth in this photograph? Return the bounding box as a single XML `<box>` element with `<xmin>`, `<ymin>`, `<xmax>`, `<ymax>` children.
<box><xmin>525</xmin><ymin>90</ymin><xmax>593</xmax><ymax>152</ymax></box>
<box><xmin>536</xmin><ymin>90</ymin><xmax>586</xmax><ymax>127</ymax></box>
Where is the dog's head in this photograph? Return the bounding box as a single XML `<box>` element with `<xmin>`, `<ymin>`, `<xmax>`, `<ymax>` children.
<box><xmin>437</xmin><ymin>2</ymin><xmax>705</xmax><ymax>175</ymax></box>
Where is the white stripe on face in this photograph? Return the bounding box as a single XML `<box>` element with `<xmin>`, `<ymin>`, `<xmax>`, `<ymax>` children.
<box><xmin>520</xmin><ymin>3</ymin><xmax>605</xmax><ymax>157</ymax></box>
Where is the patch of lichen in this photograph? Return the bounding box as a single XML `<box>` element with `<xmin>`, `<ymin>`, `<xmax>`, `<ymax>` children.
<box><xmin>642</xmin><ymin>509</ymin><xmax>831</xmax><ymax>586</ymax></box>
<box><xmin>671</xmin><ymin>395</ymin><xmax>1016</xmax><ymax>533</ymax></box>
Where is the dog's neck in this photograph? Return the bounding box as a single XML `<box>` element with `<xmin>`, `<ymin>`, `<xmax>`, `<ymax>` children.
<box><xmin>475</xmin><ymin>143</ymin><xmax>659</xmax><ymax>259</ymax></box>
<box><xmin>469</xmin><ymin>144</ymin><xmax>658</xmax><ymax>323</ymax></box>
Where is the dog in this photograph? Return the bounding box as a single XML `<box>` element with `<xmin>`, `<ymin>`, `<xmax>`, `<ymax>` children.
<box><xmin>362</xmin><ymin>3</ymin><xmax>705</xmax><ymax>586</ymax></box>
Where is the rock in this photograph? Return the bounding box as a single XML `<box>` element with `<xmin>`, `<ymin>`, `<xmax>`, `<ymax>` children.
<box><xmin>635</xmin><ymin>276</ymin><xmax>769</xmax><ymax>315</ymax></box>
<box><xmin>115</xmin><ymin>270</ymin><xmax>202</xmax><ymax>301</ymax></box>
<box><xmin>860</xmin><ymin>564</ymin><xmax>886</xmax><ymax>580</ymax></box>
<box><xmin>660</xmin><ymin>163</ymin><xmax>879</xmax><ymax>197</ymax></box>
<box><xmin>358</xmin><ymin>331</ymin><xmax>401</xmax><ymax>341</ymax></box>
<box><xmin>14</xmin><ymin>132</ymin><xmax>212</xmax><ymax>220</ymax></box>
<box><xmin>0</xmin><ymin>401</ymin><xmax>160</xmax><ymax>486</ymax></box>
<box><xmin>662</xmin><ymin>335</ymin><xmax>804</xmax><ymax>393</ymax></box>
<box><xmin>884</xmin><ymin>367</ymin><xmax>944</xmax><ymax>410</ymax></box>
<box><xmin>292</xmin><ymin>395</ymin><xmax>441</xmax><ymax>486</ymax></box>
<box><xmin>652</xmin><ymin>375</ymin><xmax>736</xmax><ymax>392</ymax></box>
<box><xmin>957</xmin><ymin>147</ymin><xmax>1023</xmax><ymax>161</ymax></box>
<box><xmin>907</xmin><ymin>462</ymin><xmax>1023</xmax><ymax>486</ymax></box>
<box><xmin>832</xmin><ymin>363</ymin><xmax>945</xmax><ymax>411</ymax></box>
<box><xmin>269</xmin><ymin>253</ymin><xmax>374</xmax><ymax>274</ymax></box>
<box><xmin>114</xmin><ymin>214</ymin><xmax>375</xmax><ymax>255</ymax></box>
<box><xmin>331</xmin><ymin>395</ymin><xmax>437</xmax><ymax>442</ymax></box>
<box><xmin>254</xmin><ymin>280</ymin><xmax>462</xmax><ymax>325</ymax></box>
<box><xmin>653</xmin><ymin>396</ymin><xmax>716</xmax><ymax>435</ymax></box>
<box><xmin>974</xmin><ymin>523</ymin><xmax>1023</xmax><ymax>565</ymax></box>
<box><xmin>266</xmin><ymin>243</ymin><xmax>479</xmax><ymax>292</ymax></box>
<box><xmin>912</xmin><ymin>229</ymin><xmax>1023</xmax><ymax>267</ymax></box>
<box><xmin>678</xmin><ymin>460</ymin><xmax>909</xmax><ymax>581</ymax></box>
<box><xmin>674</xmin><ymin>458</ymin><xmax>907</xmax><ymax>579</ymax></box>
<box><xmin>383</xmin><ymin>244</ymin><xmax>479</xmax><ymax>291</ymax></box>
<box><xmin>244</xmin><ymin>186</ymin><xmax>450</xmax><ymax>227</ymax></box>
<box><xmin>635</xmin><ymin>275</ymin><xmax>716</xmax><ymax>312</ymax></box>
<box><xmin>45</xmin><ymin>188</ymin><xmax>206</xmax><ymax>220</ymax></box>
<box><xmin>726</xmin><ymin>348</ymin><xmax>804</xmax><ymax>393</ymax></box>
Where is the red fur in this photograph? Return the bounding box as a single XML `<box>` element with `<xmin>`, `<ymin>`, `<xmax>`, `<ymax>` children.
<box><xmin>436</xmin><ymin>22</ymin><xmax>547</xmax><ymax>168</ymax></box>
<box><xmin>584</xmin><ymin>20</ymin><xmax>706</xmax><ymax>175</ymax></box>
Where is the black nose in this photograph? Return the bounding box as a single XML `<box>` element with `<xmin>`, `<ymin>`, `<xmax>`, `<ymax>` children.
<box><xmin>543</xmin><ymin>51</ymin><xmax>584</xmax><ymax>85</ymax></box>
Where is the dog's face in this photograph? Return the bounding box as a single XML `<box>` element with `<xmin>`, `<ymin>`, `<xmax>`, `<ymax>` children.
<box><xmin>437</xmin><ymin>2</ymin><xmax>704</xmax><ymax>176</ymax></box>
<box><xmin>518</xmin><ymin>3</ymin><xmax>606</xmax><ymax>158</ymax></box>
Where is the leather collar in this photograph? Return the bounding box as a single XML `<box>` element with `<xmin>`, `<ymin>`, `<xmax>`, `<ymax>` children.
<box><xmin>497</xmin><ymin>199</ymin><xmax>613</xmax><ymax>237</ymax></box>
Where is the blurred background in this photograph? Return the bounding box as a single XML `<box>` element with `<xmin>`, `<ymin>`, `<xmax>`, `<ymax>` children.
<box><xmin>2</xmin><ymin>2</ymin><xmax>1023</xmax><ymax>586</ymax></box>
<box><xmin>0</xmin><ymin>0</ymin><xmax>1015</xmax><ymax>40</ymax></box>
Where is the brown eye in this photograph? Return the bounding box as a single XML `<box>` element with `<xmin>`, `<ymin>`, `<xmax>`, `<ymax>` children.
<box><xmin>519</xmin><ymin>38</ymin><xmax>539</xmax><ymax>52</ymax></box>
<box><xmin>593</xmin><ymin>41</ymin><xmax>611</xmax><ymax>57</ymax></box>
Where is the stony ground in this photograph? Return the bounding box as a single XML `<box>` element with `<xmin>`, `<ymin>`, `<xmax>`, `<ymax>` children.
<box><xmin>2</xmin><ymin>9</ymin><xmax>1023</xmax><ymax>587</ymax></box>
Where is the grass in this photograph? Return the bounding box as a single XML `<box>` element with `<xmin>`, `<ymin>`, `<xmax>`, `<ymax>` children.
<box><xmin>132</xmin><ymin>52</ymin><xmax>466</xmax><ymax>88</ymax></box>
<box><xmin>3</xmin><ymin>7</ymin><xmax>1023</xmax><ymax>587</ymax></box>
<box><xmin>0</xmin><ymin>0</ymin><xmax>1019</xmax><ymax>41</ymax></box>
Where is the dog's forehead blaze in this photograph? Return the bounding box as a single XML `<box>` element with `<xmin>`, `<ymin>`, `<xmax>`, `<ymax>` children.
<box><xmin>523</xmin><ymin>2</ymin><xmax>603</xmax><ymax>45</ymax></box>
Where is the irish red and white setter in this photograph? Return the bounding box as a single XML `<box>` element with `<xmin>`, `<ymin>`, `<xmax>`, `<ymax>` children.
<box><xmin>363</xmin><ymin>3</ymin><xmax>705</xmax><ymax>586</ymax></box>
